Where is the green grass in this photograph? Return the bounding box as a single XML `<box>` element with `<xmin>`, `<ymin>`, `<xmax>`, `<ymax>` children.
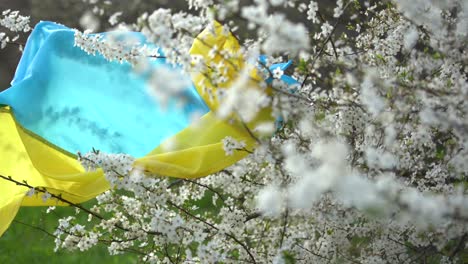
<box><xmin>0</xmin><ymin>204</ymin><xmax>138</xmax><ymax>264</ymax></box>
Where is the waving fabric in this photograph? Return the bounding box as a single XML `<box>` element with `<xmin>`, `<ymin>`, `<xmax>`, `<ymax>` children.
<box><xmin>0</xmin><ymin>21</ymin><xmax>298</xmax><ymax>237</ymax></box>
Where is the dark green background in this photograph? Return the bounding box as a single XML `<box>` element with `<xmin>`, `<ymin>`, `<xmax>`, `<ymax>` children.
<box><xmin>0</xmin><ymin>202</ymin><xmax>138</xmax><ymax>263</ymax></box>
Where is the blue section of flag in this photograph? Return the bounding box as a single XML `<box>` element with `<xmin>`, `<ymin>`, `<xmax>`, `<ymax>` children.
<box><xmin>0</xmin><ymin>21</ymin><xmax>209</xmax><ymax>156</ymax></box>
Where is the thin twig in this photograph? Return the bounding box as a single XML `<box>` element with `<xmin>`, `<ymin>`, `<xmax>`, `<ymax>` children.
<box><xmin>278</xmin><ymin>208</ymin><xmax>289</xmax><ymax>248</ymax></box>
<box><xmin>244</xmin><ymin>212</ymin><xmax>262</xmax><ymax>223</ymax></box>
<box><xmin>168</xmin><ymin>201</ymin><xmax>257</xmax><ymax>263</ymax></box>
<box><xmin>317</xmin><ymin>11</ymin><xmax>339</xmax><ymax>59</ymax></box>
<box><xmin>184</xmin><ymin>179</ymin><xmax>233</xmax><ymax>212</ymax></box>
<box><xmin>294</xmin><ymin>242</ymin><xmax>331</xmax><ymax>260</ymax></box>
<box><xmin>13</xmin><ymin>219</ymin><xmax>57</xmax><ymax>238</ymax></box>
<box><xmin>449</xmin><ymin>233</ymin><xmax>467</xmax><ymax>259</ymax></box>
<box><xmin>302</xmin><ymin>1</ymin><xmax>353</xmax><ymax>89</ymax></box>
<box><xmin>0</xmin><ymin>174</ymin><xmax>162</xmax><ymax>236</ymax></box>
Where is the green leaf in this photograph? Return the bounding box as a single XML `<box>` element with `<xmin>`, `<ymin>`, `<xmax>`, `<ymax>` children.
<box><xmin>282</xmin><ymin>250</ymin><xmax>296</xmax><ymax>264</ymax></box>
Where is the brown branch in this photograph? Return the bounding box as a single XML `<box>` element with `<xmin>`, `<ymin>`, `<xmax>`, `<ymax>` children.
<box><xmin>168</xmin><ymin>201</ymin><xmax>257</xmax><ymax>263</ymax></box>
<box><xmin>222</xmin><ymin>170</ymin><xmax>265</xmax><ymax>187</ymax></box>
<box><xmin>278</xmin><ymin>208</ymin><xmax>289</xmax><ymax>248</ymax></box>
<box><xmin>239</xmin><ymin>117</ymin><xmax>261</xmax><ymax>144</ymax></box>
<box><xmin>270</xmin><ymin>85</ymin><xmax>312</xmax><ymax>104</ymax></box>
<box><xmin>164</xmin><ymin>243</ymin><xmax>176</xmax><ymax>264</ymax></box>
<box><xmin>0</xmin><ymin>174</ymin><xmax>103</xmax><ymax>220</ymax></box>
<box><xmin>317</xmin><ymin>11</ymin><xmax>339</xmax><ymax>59</ymax></box>
<box><xmin>13</xmin><ymin>219</ymin><xmax>57</xmax><ymax>238</ymax></box>
<box><xmin>244</xmin><ymin>212</ymin><xmax>262</xmax><ymax>223</ymax></box>
<box><xmin>168</xmin><ymin>179</ymin><xmax>184</xmax><ymax>188</ymax></box>
<box><xmin>15</xmin><ymin>219</ymin><xmax>146</xmax><ymax>256</ymax></box>
<box><xmin>0</xmin><ymin>174</ymin><xmax>162</xmax><ymax>236</ymax></box>
<box><xmin>302</xmin><ymin>1</ymin><xmax>353</xmax><ymax>89</ymax></box>
<box><xmin>449</xmin><ymin>233</ymin><xmax>468</xmax><ymax>259</ymax></box>
<box><xmin>294</xmin><ymin>242</ymin><xmax>331</xmax><ymax>260</ymax></box>
<box><xmin>184</xmin><ymin>179</ymin><xmax>229</xmax><ymax>207</ymax></box>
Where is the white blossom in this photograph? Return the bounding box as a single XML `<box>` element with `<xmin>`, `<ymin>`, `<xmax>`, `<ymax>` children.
<box><xmin>41</xmin><ymin>191</ymin><xmax>52</xmax><ymax>203</ymax></box>
<box><xmin>25</xmin><ymin>187</ymin><xmax>35</xmax><ymax>197</ymax></box>
<box><xmin>307</xmin><ymin>1</ymin><xmax>320</xmax><ymax>23</ymax></box>
<box><xmin>0</xmin><ymin>9</ymin><xmax>30</xmax><ymax>32</ymax></box>
<box><xmin>79</xmin><ymin>11</ymin><xmax>100</xmax><ymax>32</ymax></box>
<box><xmin>222</xmin><ymin>136</ymin><xmax>247</xmax><ymax>156</ymax></box>
<box><xmin>108</xmin><ymin>11</ymin><xmax>122</xmax><ymax>26</ymax></box>
<box><xmin>272</xmin><ymin>66</ymin><xmax>284</xmax><ymax>79</ymax></box>
<box><xmin>256</xmin><ymin>185</ymin><xmax>283</xmax><ymax>216</ymax></box>
<box><xmin>3</xmin><ymin>1</ymin><xmax>468</xmax><ymax>263</ymax></box>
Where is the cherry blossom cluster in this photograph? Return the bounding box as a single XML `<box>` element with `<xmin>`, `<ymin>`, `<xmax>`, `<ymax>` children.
<box><xmin>0</xmin><ymin>9</ymin><xmax>31</xmax><ymax>33</ymax></box>
<box><xmin>73</xmin><ymin>29</ymin><xmax>160</xmax><ymax>65</ymax></box>
<box><xmin>2</xmin><ymin>0</ymin><xmax>468</xmax><ymax>263</ymax></box>
<box><xmin>54</xmin><ymin>0</ymin><xmax>468</xmax><ymax>262</ymax></box>
<box><xmin>0</xmin><ymin>9</ymin><xmax>30</xmax><ymax>50</ymax></box>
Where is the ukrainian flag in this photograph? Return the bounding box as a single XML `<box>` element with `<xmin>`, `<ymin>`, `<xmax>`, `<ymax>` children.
<box><xmin>0</xmin><ymin>21</ymin><xmax>298</xmax><ymax>236</ymax></box>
